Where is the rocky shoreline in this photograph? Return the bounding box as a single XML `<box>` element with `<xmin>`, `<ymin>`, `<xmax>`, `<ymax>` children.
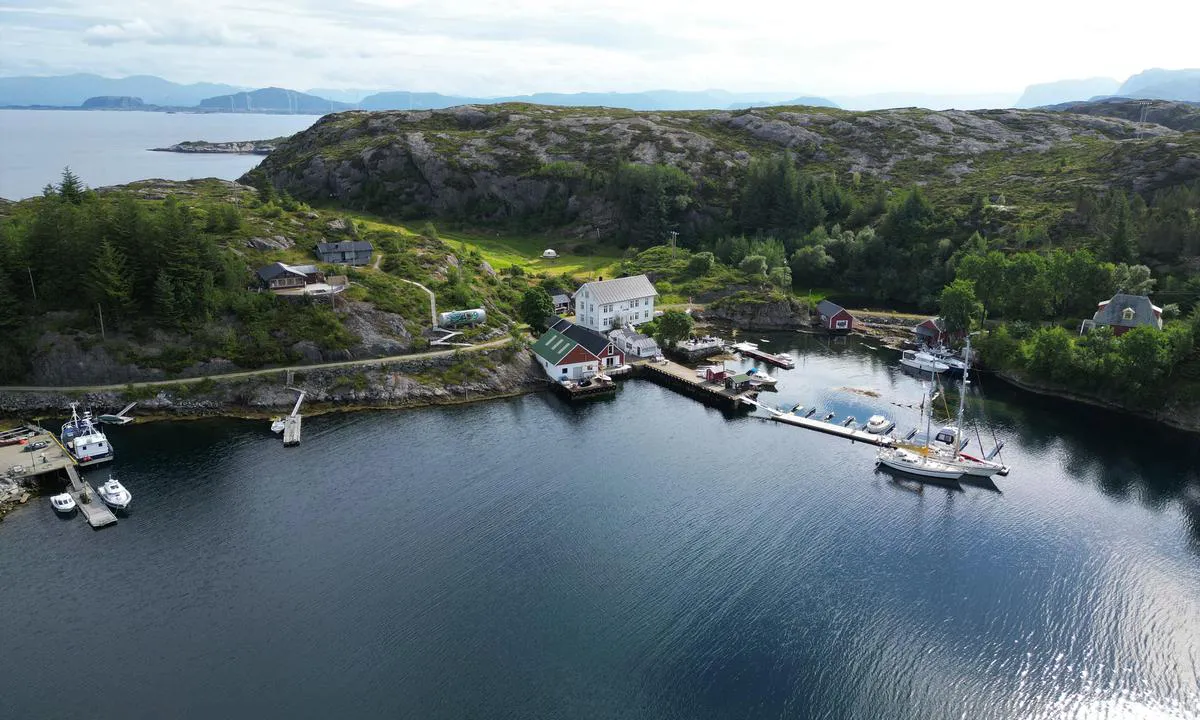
<box><xmin>993</xmin><ymin>371</ymin><xmax>1200</xmax><ymax>434</ymax></box>
<box><xmin>0</xmin><ymin>348</ymin><xmax>546</xmax><ymax>520</ymax></box>
<box><xmin>150</xmin><ymin>138</ymin><xmax>280</xmax><ymax>155</ymax></box>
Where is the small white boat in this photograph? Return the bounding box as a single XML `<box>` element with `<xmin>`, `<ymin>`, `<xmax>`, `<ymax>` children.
<box><xmin>865</xmin><ymin>415</ymin><xmax>894</xmax><ymax>434</ymax></box>
<box><xmin>97</xmin><ymin>477</ymin><xmax>131</xmax><ymax>510</ymax></box>
<box><xmin>899</xmin><ymin>350</ymin><xmax>949</xmax><ymax>374</ymax></box>
<box><xmin>746</xmin><ymin>368</ymin><xmax>778</xmax><ymax>386</ymax></box>
<box><xmin>730</xmin><ymin>341</ymin><xmax>759</xmax><ymax>353</ymax></box>
<box><xmin>876</xmin><ymin>447</ymin><xmax>963</xmax><ymax>480</ymax></box>
<box><xmin>50</xmin><ymin>492</ymin><xmax>76</xmax><ymax>514</ymax></box>
<box><xmin>270</xmin><ymin>417</ymin><xmax>286</xmax><ymax>434</ymax></box>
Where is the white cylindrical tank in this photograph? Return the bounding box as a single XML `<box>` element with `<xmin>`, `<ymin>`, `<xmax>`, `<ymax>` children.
<box><xmin>438</xmin><ymin>308</ymin><xmax>487</xmax><ymax>327</ymax></box>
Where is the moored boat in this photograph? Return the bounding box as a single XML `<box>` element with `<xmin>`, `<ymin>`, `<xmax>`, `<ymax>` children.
<box><xmin>865</xmin><ymin>415</ymin><xmax>894</xmax><ymax>434</ymax></box>
<box><xmin>899</xmin><ymin>350</ymin><xmax>949</xmax><ymax>374</ymax></box>
<box><xmin>737</xmin><ymin>345</ymin><xmax>796</xmax><ymax>369</ymax></box>
<box><xmin>270</xmin><ymin>417</ymin><xmax>286</xmax><ymax>434</ymax></box>
<box><xmin>97</xmin><ymin>477</ymin><xmax>131</xmax><ymax>510</ymax></box>
<box><xmin>50</xmin><ymin>493</ymin><xmax>77</xmax><ymax>514</ymax></box>
<box><xmin>876</xmin><ymin>447</ymin><xmax>964</xmax><ymax>480</ymax></box>
<box><xmin>60</xmin><ymin>404</ymin><xmax>113</xmax><ymax>467</ymax></box>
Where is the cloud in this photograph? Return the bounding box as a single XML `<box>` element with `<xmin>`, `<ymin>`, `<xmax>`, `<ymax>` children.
<box><xmin>82</xmin><ymin>17</ymin><xmax>157</xmax><ymax>45</ymax></box>
<box><xmin>82</xmin><ymin>16</ymin><xmax>270</xmax><ymax>48</ymax></box>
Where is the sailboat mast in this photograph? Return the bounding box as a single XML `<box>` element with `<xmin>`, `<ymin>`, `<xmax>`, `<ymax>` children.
<box><xmin>955</xmin><ymin>336</ymin><xmax>971</xmax><ymax>457</ymax></box>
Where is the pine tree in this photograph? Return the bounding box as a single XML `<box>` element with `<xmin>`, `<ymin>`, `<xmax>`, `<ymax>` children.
<box><xmin>153</xmin><ymin>273</ymin><xmax>179</xmax><ymax>326</ymax></box>
<box><xmin>88</xmin><ymin>239</ymin><xmax>133</xmax><ymax>318</ymax></box>
<box><xmin>58</xmin><ymin>167</ymin><xmax>84</xmax><ymax>205</ymax></box>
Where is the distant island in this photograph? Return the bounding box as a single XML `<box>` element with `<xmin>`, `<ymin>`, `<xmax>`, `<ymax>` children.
<box><xmin>150</xmin><ymin>138</ymin><xmax>286</xmax><ymax>155</ymax></box>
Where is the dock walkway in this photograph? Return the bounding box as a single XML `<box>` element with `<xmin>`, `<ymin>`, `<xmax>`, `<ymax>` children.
<box><xmin>745</xmin><ymin>399</ymin><xmax>896</xmax><ymax>447</ymax></box>
<box><xmin>639</xmin><ymin>358</ymin><xmax>757</xmax><ymax>411</ymax></box>
<box><xmin>65</xmin><ymin>466</ymin><xmax>117</xmax><ymax>528</ymax></box>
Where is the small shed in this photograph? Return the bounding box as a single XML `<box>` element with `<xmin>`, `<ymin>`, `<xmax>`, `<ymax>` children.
<box><xmin>724</xmin><ymin>372</ymin><xmax>755</xmax><ymax>392</ymax></box>
<box><xmin>706</xmin><ymin>367</ymin><xmax>732</xmax><ymax>383</ymax></box>
<box><xmin>817</xmin><ymin>300</ymin><xmax>854</xmax><ymax>333</ymax></box>
<box><xmin>551</xmin><ymin>293</ymin><xmax>571</xmax><ymax>314</ymax></box>
<box><xmin>913</xmin><ymin>317</ymin><xmax>961</xmax><ymax>347</ymax></box>
<box><xmin>542</xmin><ymin>249</ymin><xmax>558</xmax><ymax>259</ymax></box>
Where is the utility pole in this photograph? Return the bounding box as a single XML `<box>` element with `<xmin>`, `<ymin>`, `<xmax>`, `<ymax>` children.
<box><xmin>668</xmin><ymin>230</ymin><xmax>678</xmax><ymax>257</ymax></box>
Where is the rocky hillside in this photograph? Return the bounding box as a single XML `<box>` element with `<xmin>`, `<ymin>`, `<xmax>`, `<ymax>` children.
<box><xmin>1043</xmin><ymin>98</ymin><xmax>1200</xmax><ymax>133</ymax></box>
<box><xmin>247</xmin><ymin>102</ymin><xmax>1200</xmax><ymax>236</ymax></box>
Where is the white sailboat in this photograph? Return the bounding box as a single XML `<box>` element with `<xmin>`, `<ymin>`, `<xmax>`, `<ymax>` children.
<box><xmin>919</xmin><ymin>337</ymin><xmax>1009</xmax><ymax>478</ymax></box>
<box><xmin>877</xmin><ymin>379</ymin><xmax>964</xmax><ymax>480</ymax></box>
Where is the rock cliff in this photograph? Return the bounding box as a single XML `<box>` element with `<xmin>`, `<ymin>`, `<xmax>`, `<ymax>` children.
<box><xmin>698</xmin><ymin>295</ymin><xmax>812</xmax><ymax>330</ymax></box>
<box><xmin>246</xmin><ymin>102</ymin><xmax>1200</xmax><ymax>235</ymax></box>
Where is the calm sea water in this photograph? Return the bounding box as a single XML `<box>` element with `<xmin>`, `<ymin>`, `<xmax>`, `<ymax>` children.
<box><xmin>2</xmin><ymin>337</ymin><xmax>1199</xmax><ymax>719</ymax></box>
<box><xmin>0</xmin><ymin>109</ymin><xmax>318</xmax><ymax>200</ymax></box>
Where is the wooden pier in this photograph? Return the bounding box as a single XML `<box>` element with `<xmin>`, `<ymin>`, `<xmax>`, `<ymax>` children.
<box><xmin>282</xmin><ymin>388</ymin><xmax>305</xmax><ymax>446</ymax></box>
<box><xmin>638</xmin><ymin>358</ymin><xmax>758</xmax><ymax>412</ymax></box>
<box><xmin>283</xmin><ymin>415</ymin><xmax>302</xmax><ymax>446</ymax></box>
<box><xmin>65</xmin><ymin>466</ymin><xmax>117</xmax><ymax>528</ymax></box>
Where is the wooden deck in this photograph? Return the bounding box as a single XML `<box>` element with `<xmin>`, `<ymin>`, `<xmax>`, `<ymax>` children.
<box><xmin>638</xmin><ymin>358</ymin><xmax>758</xmax><ymax>411</ymax></box>
<box><xmin>283</xmin><ymin>415</ymin><xmax>302</xmax><ymax>446</ymax></box>
<box><xmin>66</xmin><ymin>467</ymin><xmax>117</xmax><ymax>528</ymax></box>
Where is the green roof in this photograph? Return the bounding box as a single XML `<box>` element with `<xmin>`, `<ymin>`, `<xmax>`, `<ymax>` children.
<box><xmin>531</xmin><ymin>329</ymin><xmax>579</xmax><ymax>364</ymax></box>
<box><xmin>728</xmin><ymin>373</ymin><xmax>753</xmax><ymax>383</ymax></box>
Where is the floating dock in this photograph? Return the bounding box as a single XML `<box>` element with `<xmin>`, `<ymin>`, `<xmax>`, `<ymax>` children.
<box><xmin>739</xmin><ymin>347</ymin><xmax>795</xmax><ymax>369</ymax></box>
<box><xmin>282</xmin><ymin>389</ymin><xmax>305</xmax><ymax>446</ymax></box>
<box><xmin>639</xmin><ymin>358</ymin><xmax>758</xmax><ymax>412</ymax></box>
<box><xmin>66</xmin><ymin>466</ymin><xmax>117</xmax><ymax>528</ymax></box>
<box><xmin>745</xmin><ymin>399</ymin><xmax>896</xmax><ymax>447</ymax></box>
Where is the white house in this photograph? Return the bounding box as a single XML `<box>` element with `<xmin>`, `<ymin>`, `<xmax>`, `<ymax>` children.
<box><xmin>531</xmin><ymin>318</ymin><xmax>625</xmax><ymax>382</ymax></box>
<box><xmin>573</xmin><ymin>275</ymin><xmax>658</xmax><ymax>332</ymax></box>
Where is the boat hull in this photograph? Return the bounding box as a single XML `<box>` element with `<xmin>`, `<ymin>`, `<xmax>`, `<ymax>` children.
<box><xmin>100</xmin><ymin>494</ymin><xmax>131</xmax><ymax>511</ymax></box>
<box><xmin>899</xmin><ymin>359</ymin><xmax>947</xmax><ymax>374</ymax></box>
<box><xmin>876</xmin><ymin>450</ymin><xmax>964</xmax><ymax>480</ymax></box>
<box><xmin>73</xmin><ymin>452</ymin><xmax>114</xmax><ymax>467</ymax></box>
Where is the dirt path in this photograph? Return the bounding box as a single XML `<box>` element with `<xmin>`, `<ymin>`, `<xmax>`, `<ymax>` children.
<box><xmin>0</xmin><ymin>338</ymin><xmax>510</xmax><ymax>393</ymax></box>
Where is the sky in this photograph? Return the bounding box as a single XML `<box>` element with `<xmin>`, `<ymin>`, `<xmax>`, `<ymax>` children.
<box><xmin>2</xmin><ymin>0</ymin><xmax>1199</xmax><ymax>98</ymax></box>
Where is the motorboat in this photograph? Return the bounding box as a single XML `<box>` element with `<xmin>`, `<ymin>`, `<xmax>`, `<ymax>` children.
<box><xmin>924</xmin><ymin>347</ymin><xmax>967</xmax><ymax>374</ymax></box>
<box><xmin>270</xmin><ymin>416</ymin><xmax>286</xmax><ymax>434</ymax></box>
<box><xmin>97</xmin><ymin>477</ymin><xmax>131</xmax><ymax>511</ymax></box>
<box><xmin>745</xmin><ymin>368</ymin><xmax>778</xmax><ymax>386</ymax></box>
<box><xmin>97</xmin><ymin>402</ymin><xmax>138</xmax><ymax>425</ymax></box>
<box><xmin>865</xmin><ymin>415</ymin><xmax>894</xmax><ymax>434</ymax></box>
<box><xmin>60</xmin><ymin>403</ymin><xmax>114</xmax><ymax>467</ymax></box>
<box><xmin>50</xmin><ymin>493</ymin><xmax>76</xmax><ymax>514</ymax></box>
<box><xmin>899</xmin><ymin>350</ymin><xmax>949</xmax><ymax>374</ymax></box>
<box><xmin>876</xmin><ymin>447</ymin><xmax>964</xmax><ymax>480</ymax></box>
<box><xmin>730</xmin><ymin>341</ymin><xmax>759</xmax><ymax>353</ymax></box>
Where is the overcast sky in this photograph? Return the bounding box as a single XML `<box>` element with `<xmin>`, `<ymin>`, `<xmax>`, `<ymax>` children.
<box><xmin>2</xmin><ymin>0</ymin><xmax>1198</xmax><ymax>96</ymax></box>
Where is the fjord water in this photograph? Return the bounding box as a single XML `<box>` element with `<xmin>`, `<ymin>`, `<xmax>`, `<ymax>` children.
<box><xmin>0</xmin><ymin>110</ymin><xmax>318</xmax><ymax>199</ymax></box>
<box><xmin>2</xmin><ymin>337</ymin><xmax>1199</xmax><ymax>719</ymax></box>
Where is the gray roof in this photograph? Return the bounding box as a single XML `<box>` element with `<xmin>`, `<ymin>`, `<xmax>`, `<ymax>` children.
<box><xmin>551</xmin><ymin>293</ymin><xmax>571</xmax><ymax>305</ymax></box>
<box><xmin>610</xmin><ymin>328</ymin><xmax>654</xmax><ymax>344</ymax></box>
<box><xmin>256</xmin><ymin>262</ymin><xmax>307</xmax><ymax>281</ymax></box>
<box><xmin>290</xmin><ymin>264</ymin><xmax>320</xmax><ymax>276</ymax></box>
<box><xmin>817</xmin><ymin>300</ymin><xmax>846</xmax><ymax>317</ymax></box>
<box><xmin>1093</xmin><ymin>293</ymin><xmax>1162</xmax><ymax>329</ymax></box>
<box><xmin>574</xmin><ymin>274</ymin><xmax>657</xmax><ymax>305</ymax></box>
<box><xmin>317</xmin><ymin>241</ymin><xmax>373</xmax><ymax>253</ymax></box>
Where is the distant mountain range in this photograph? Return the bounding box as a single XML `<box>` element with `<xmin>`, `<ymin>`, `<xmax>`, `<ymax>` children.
<box><xmin>3</xmin><ymin>69</ymin><xmax>1200</xmax><ymax>114</ymax></box>
<box><xmin>0</xmin><ymin>73</ymin><xmax>245</xmax><ymax>107</ymax></box>
<box><xmin>1016</xmin><ymin>68</ymin><xmax>1200</xmax><ymax>107</ymax></box>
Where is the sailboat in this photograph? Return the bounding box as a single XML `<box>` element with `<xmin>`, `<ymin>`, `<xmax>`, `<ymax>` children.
<box><xmin>919</xmin><ymin>337</ymin><xmax>1009</xmax><ymax>478</ymax></box>
<box><xmin>876</xmin><ymin>380</ymin><xmax>964</xmax><ymax>480</ymax></box>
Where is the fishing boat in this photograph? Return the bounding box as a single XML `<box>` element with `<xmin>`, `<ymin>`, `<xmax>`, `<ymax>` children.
<box><xmin>899</xmin><ymin>349</ymin><xmax>949</xmax><ymax>374</ymax></box>
<box><xmin>50</xmin><ymin>493</ymin><xmax>77</xmax><ymax>514</ymax></box>
<box><xmin>97</xmin><ymin>477</ymin><xmax>131</xmax><ymax>510</ymax></box>
<box><xmin>59</xmin><ymin>404</ymin><xmax>113</xmax><ymax>467</ymax></box>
